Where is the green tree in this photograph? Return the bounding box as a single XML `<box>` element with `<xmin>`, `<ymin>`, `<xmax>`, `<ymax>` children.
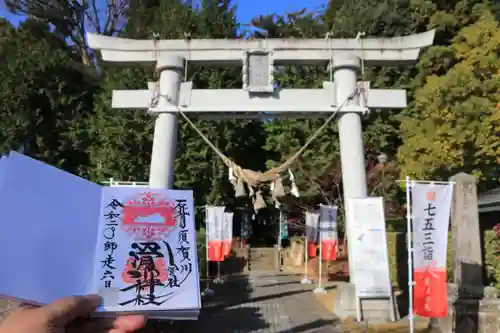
<box><xmin>89</xmin><ymin>0</ymin><xmax>269</xmax><ymax>209</ymax></box>
<box><xmin>5</xmin><ymin>0</ymin><xmax>128</xmax><ymax>68</ymax></box>
<box><xmin>255</xmin><ymin>4</ymin><xmax>416</xmax><ymax>216</ymax></box>
<box><xmin>87</xmin><ymin>68</ymin><xmax>155</xmax><ymax>183</ymax></box>
<box><xmin>0</xmin><ymin>19</ymin><xmax>98</xmax><ymax>175</ymax></box>
<box><xmin>398</xmin><ymin>10</ymin><xmax>500</xmax><ymax>188</ymax></box>
<box><xmin>88</xmin><ymin>0</ymin><xmax>196</xmax><ymax>184</ymax></box>
<box><xmin>409</xmin><ymin>0</ymin><xmax>500</xmax><ymax>88</ymax></box>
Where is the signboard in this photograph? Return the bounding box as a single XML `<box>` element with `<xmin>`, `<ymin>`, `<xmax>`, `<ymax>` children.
<box><xmin>347</xmin><ymin>197</ymin><xmax>392</xmax><ymax>298</ymax></box>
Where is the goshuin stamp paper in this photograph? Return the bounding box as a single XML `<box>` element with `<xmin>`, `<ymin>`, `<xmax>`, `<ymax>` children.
<box><xmin>93</xmin><ymin>188</ymin><xmax>200</xmax><ymax>318</ymax></box>
<box><xmin>0</xmin><ymin>152</ymin><xmax>200</xmax><ymax>320</ymax></box>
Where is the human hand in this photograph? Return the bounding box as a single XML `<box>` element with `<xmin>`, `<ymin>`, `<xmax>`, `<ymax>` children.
<box><xmin>0</xmin><ymin>295</ymin><xmax>147</xmax><ymax>333</ymax></box>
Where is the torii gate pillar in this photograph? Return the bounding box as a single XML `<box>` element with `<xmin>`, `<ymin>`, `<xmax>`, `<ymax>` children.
<box><xmin>333</xmin><ymin>55</ymin><xmax>368</xmax><ymax>278</ymax></box>
<box><xmin>334</xmin><ymin>55</ymin><xmax>367</xmax><ymax>199</ymax></box>
<box><xmin>149</xmin><ymin>55</ymin><xmax>184</xmax><ymax>188</ymax></box>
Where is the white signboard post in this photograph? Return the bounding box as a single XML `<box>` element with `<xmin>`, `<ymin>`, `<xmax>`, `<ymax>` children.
<box><xmin>346</xmin><ymin>197</ymin><xmax>395</xmax><ymax>322</ymax></box>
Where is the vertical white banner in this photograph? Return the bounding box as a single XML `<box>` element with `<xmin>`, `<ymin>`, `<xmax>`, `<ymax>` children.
<box><xmin>305</xmin><ymin>211</ymin><xmax>319</xmax><ymax>242</ymax></box>
<box><xmin>319</xmin><ymin>205</ymin><xmax>338</xmax><ymax>261</ymax></box>
<box><xmin>411</xmin><ymin>183</ymin><xmax>453</xmax><ymax>317</ymax></box>
<box><xmin>318</xmin><ymin>205</ymin><xmax>338</xmax><ymax>242</ymax></box>
<box><xmin>207</xmin><ymin>206</ymin><xmax>225</xmax><ymax>241</ymax></box>
<box><xmin>223</xmin><ymin>212</ymin><xmax>234</xmax><ymax>242</ymax></box>
<box><xmin>206</xmin><ymin>206</ymin><xmax>225</xmax><ymax>262</ymax></box>
<box><xmin>222</xmin><ymin>212</ymin><xmax>234</xmax><ymax>258</ymax></box>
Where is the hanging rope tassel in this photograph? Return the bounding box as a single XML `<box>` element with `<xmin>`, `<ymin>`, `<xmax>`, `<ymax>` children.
<box><xmin>253</xmin><ymin>190</ymin><xmax>266</xmax><ymax>211</ymax></box>
<box><xmin>234</xmin><ymin>178</ymin><xmax>247</xmax><ymax>198</ymax></box>
<box><xmin>271</xmin><ymin>177</ymin><xmax>286</xmax><ymax>200</ymax></box>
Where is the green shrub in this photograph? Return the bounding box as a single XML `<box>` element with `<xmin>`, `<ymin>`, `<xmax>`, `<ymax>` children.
<box><xmin>484</xmin><ymin>230</ymin><xmax>500</xmax><ymax>288</ymax></box>
<box><xmin>196</xmin><ymin>228</ymin><xmax>207</xmax><ymax>277</ymax></box>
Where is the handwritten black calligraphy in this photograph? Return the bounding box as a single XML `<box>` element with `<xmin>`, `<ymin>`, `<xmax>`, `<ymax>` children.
<box><xmin>100</xmin><ymin>198</ymin><xmax>123</xmax><ymax>288</ymax></box>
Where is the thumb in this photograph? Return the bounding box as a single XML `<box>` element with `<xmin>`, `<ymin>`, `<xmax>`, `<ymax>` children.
<box><xmin>39</xmin><ymin>295</ymin><xmax>101</xmax><ymax>325</ymax></box>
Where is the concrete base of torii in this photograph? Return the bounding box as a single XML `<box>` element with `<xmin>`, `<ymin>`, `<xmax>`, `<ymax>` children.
<box><xmin>332</xmin><ymin>283</ymin><xmax>400</xmax><ymax>323</ymax></box>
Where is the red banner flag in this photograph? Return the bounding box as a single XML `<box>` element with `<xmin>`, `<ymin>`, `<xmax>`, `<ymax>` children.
<box><xmin>413</xmin><ymin>262</ymin><xmax>447</xmax><ymax>317</ymax></box>
<box><xmin>321</xmin><ymin>239</ymin><xmax>337</xmax><ymax>261</ymax></box>
<box><xmin>319</xmin><ymin>205</ymin><xmax>338</xmax><ymax>261</ymax></box>
<box><xmin>208</xmin><ymin>240</ymin><xmax>224</xmax><ymax>262</ymax></box>
<box><xmin>222</xmin><ymin>212</ymin><xmax>234</xmax><ymax>258</ymax></box>
<box><xmin>411</xmin><ymin>182</ymin><xmax>453</xmax><ymax>317</ymax></box>
<box><xmin>308</xmin><ymin>242</ymin><xmax>317</xmax><ymax>258</ymax></box>
<box><xmin>206</xmin><ymin>206</ymin><xmax>225</xmax><ymax>262</ymax></box>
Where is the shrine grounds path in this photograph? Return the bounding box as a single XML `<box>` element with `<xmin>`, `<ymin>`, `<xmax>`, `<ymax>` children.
<box><xmin>146</xmin><ymin>271</ymin><xmax>342</xmax><ymax>333</ymax></box>
<box><xmin>1</xmin><ymin>271</ymin><xmax>341</xmax><ymax>332</ymax></box>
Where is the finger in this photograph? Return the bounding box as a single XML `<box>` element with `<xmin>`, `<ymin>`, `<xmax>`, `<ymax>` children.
<box><xmin>108</xmin><ymin>329</ymin><xmax>126</xmax><ymax>333</ymax></box>
<box><xmin>108</xmin><ymin>328</ymin><xmax>145</xmax><ymax>333</ymax></box>
<box><xmin>73</xmin><ymin>318</ymin><xmax>115</xmax><ymax>333</ymax></box>
<box><xmin>38</xmin><ymin>295</ymin><xmax>101</xmax><ymax>325</ymax></box>
<box><xmin>113</xmin><ymin>315</ymin><xmax>148</xmax><ymax>331</ymax></box>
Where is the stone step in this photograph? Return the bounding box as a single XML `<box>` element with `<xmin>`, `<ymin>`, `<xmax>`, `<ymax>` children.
<box><xmin>249</xmin><ymin>260</ymin><xmax>276</xmax><ymax>267</ymax></box>
<box><xmin>248</xmin><ymin>264</ymin><xmax>277</xmax><ymax>272</ymax></box>
<box><xmin>248</xmin><ymin>248</ymin><xmax>279</xmax><ymax>272</ymax></box>
<box><xmin>248</xmin><ymin>259</ymin><xmax>276</xmax><ymax>265</ymax></box>
<box><xmin>249</xmin><ymin>255</ymin><xmax>277</xmax><ymax>265</ymax></box>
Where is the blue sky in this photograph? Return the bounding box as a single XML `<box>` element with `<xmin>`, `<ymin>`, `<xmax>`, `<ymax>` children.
<box><xmin>0</xmin><ymin>0</ymin><xmax>328</xmax><ymax>29</ymax></box>
<box><xmin>236</xmin><ymin>0</ymin><xmax>327</xmax><ymax>24</ymax></box>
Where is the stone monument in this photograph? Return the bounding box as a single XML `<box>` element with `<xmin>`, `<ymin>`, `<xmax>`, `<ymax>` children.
<box><xmin>438</xmin><ymin>173</ymin><xmax>499</xmax><ymax>333</ymax></box>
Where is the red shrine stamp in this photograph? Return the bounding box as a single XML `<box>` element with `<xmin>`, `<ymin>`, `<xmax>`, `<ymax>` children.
<box><xmin>121</xmin><ymin>192</ymin><xmax>176</xmax><ymax>241</ymax></box>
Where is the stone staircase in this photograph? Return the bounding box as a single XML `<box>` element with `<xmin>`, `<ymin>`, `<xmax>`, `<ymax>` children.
<box><xmin>248</xmin><ymin>247</ymin><xmax>280</xmax><ymax>272</ymax></box>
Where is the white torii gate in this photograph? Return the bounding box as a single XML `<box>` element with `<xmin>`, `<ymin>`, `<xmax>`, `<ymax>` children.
<box><xmin>87</xmin><ymin>31</ymin><xmax>435</xmax><ymax>284</ymax></box>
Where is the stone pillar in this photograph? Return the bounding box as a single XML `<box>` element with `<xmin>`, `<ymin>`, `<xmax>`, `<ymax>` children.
<box><xmin>438</xmin><ymin>173</ymin><xmax>499</xmax><ymax>333</ymax></box>
<box><xmin>332</xmin><ymin>54</ymin><xmax>368</xmax><ymax>283</ymax></box>
<box><xmin>149</xmin><ymin>55</ymin><xmax>184</xmax><ymax>188</ymax></box>
<box><xmin>450</xmin><ymin>172</ymin><xmax>483</xmax><ymax>285</ymax></box>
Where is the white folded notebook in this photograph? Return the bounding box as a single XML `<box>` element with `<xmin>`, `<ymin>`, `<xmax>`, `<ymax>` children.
<box><xmin>0</xmin><ymin>152</ymin><xmax>200</xmax><ymax>319</ymax></box>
